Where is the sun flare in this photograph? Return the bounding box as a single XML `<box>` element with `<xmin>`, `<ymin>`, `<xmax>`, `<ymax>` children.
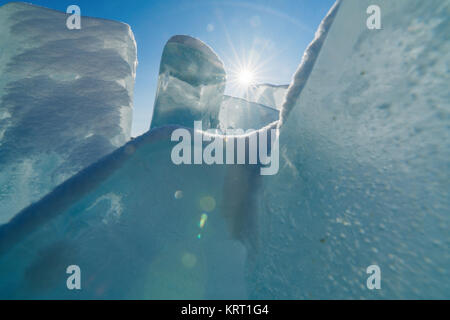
<box><xmin>237</xmin><ymin>69</ymin><xmax>254</xmax><ymax>86</ymax></box>
<box><xmin>223</xmin><ymin>42</ymin><xmax>275</xmax><ymax>97</ymax></box>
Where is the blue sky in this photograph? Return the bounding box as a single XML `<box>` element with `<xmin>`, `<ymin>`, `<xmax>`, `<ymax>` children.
<box><xmin>17</xmin><ymin>0</ymin><xmax>335</xmax><ymax>136</ymax></box>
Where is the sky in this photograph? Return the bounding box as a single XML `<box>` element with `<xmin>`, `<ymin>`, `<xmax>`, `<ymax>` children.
<box><xmin>11</xmin><ymin>0</ymin><xmax>335</xmax><ymax>137</ymax></box>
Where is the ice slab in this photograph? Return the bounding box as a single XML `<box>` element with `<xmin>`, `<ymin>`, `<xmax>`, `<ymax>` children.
<box><xmin>0</xmin><ymin>127</ymin><xmax>267</xmax><ymax>299</ymax></box>
<box><xmin>219</xmin><ymin>95</ymin><xmax>279</xmax><ymax>131</ymax></box>
<box><xmin>250</xmin><ymin>0</ymin><xmax>450</xmax><ymax>299</ymax></box>
<box><xmin>150</xmin><ymin>35</ymin><xmax>226</xmax><ymax>130</ymax></box>
<box><xmin>0</xmin><ymin>2</ymin><xmax>137</xmax><ymax>223</ymax></box>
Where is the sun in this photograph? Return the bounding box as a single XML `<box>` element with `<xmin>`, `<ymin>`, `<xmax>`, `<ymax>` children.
<box><xmin>237</xmin><ymin>69</ymin><xmax>254</xmax><ymax>86</ymax></box>
<box><xmin>223</xmin><ymin>46</ymin><xmax>271</xmax><ymax>97</ymax></box>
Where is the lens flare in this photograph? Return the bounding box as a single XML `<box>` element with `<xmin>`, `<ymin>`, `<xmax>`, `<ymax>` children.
<box><xmin>237</xmin><ymin>69</ymin><xmax>254</xmax><ymax>86</ymax></box>
<box><xmin>199</xmin><ymin>213</ymin><xmax>208</xmax><ymax>229</ymax></box>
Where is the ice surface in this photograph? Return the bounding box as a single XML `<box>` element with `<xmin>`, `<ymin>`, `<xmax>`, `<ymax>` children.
<box><xmin>0</xmin><ymin>2</ymin><xmax>137</xmax><ymax>223</ymax></box>
<box><xmin>250</xmin><ymin>0</ymin><xmax>450</xmax><ymax>299</ymax></box>
<box><xmin>219</xmin><ymin>95</ymin><xmax>279</xmax><ymax>131</ymax></box>
<box><xmin>150</xmin><ymin>35</ymin><xmax>226</xmax><ymax>130</ymax></box>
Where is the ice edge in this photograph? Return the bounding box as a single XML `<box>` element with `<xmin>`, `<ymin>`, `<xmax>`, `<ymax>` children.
<box><xmin>280</xmin><ymin>0</ymin><xmax>341</xmax><ymax>125</ymax></box>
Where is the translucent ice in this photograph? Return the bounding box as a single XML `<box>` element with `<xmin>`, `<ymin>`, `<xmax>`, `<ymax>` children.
<box><xmin>0</xmin><ymin>2</ymin><xmax>137</xmax><ymax>223</ymax></box>
<box><xmin>0</xmin><ymin>127</ymin><xmax>259</xmax><ymax>299</ymax></box>
<box><xmin>150</xmin><ymin>35</ymin><xmax>281</xmax><ymax>132</ymax></box>
<box><xmin>219</xmin><ymin>95</ymin><xmax>279</xmax><ymax>131</ymax></box>
<box><xmin>246</xmin><ymin>84</ymin><xmax>288</xmax><ymax>110</ymax></box>
<box><xmin>150</xmin><ymin>35</ymin><xmax>226</xmax><ymax>130</ymax></box>
<box><xmin>0</xmin><ymin>27</ymin><xmax>267</xmax><ymax>297</ymax></box>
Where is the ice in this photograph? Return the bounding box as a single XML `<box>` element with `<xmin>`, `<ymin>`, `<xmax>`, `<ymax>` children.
<box><xmin>0</xmin><ymin>28</ymin><xmax>263</xmax><ymax>296</ymax></box>
<box><xmin>0</xmin><ymin>2</ymin><xmax>137</xmax><ymax>223</ymax></box>
<box><xmin>246</xmin><ymin>84</ymin><xmax>288</xmax><ymax>110</ymax></box>
<box><xmin>0</xmin><ymin>0</ymin><xmax>449</xmax><ymax>300</ymax></box>
<box><xmin>0</xmin><ymin>127</ymin><xmax>254</xmax><ymax>299</ymax></box>
<box><xmin>150</xmin><ymin>35</ymin><xmax>226</xmax><ymax>130</ymax></box>
<box><xmin>249</xmin><ymin>0</ymin><xmax>450</xmax><ymax>299</ymax></box>
<box><xmin>150</xmin><ymin>35</ymin><xmax>283</xmax><ymax>132</ymax></box>
<box><xmin>151</xmin><ymin>36</ymin><xmax>280</xmax><ymax>132</ymax></box>
<box><xmin>219</xmin><ymin>95</ymin><xmax>279</xmax><ymax>131</ymax></box>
